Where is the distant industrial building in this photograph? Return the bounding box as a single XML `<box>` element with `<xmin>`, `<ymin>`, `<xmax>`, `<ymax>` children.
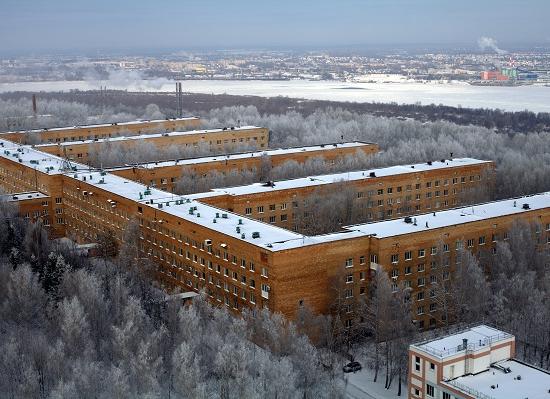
<box><xmin>481</xmin><ymin>67</ymin><xmax>538</xmax><ymax>82</ymax></box>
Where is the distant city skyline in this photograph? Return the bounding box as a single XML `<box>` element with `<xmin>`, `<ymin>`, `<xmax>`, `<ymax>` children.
<box><xmin>1</xmin><ymin>0</ymin><xmax>549</xmax><ymax>55</ymax></box>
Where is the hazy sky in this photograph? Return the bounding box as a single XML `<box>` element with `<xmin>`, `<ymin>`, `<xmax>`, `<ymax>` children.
<box><xmin>2</xmin><ymin>0</ymin><xmax>549</xmax><ymax>54</ymax></box>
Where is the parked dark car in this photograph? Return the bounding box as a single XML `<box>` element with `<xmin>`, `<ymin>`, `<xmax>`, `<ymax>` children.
<box><xmin>343</xmin><ymin>361</ymin><xmax>362</xmax><ymax>373</ymax></box>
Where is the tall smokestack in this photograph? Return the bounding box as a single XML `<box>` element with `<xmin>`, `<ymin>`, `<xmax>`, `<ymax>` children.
<box><xmin>32</xmin><ymin>94</ymin><xmax>37</xmax><ymax>115</ymax></box>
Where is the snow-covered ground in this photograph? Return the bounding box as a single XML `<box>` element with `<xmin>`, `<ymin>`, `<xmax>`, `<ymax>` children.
<box><xmin>344</xmin><ymin>365</ymin><xmax>407</xmax><ymax>399</ymax></box>
<box><xmin>1</xmin><ymin>78</ymin><xmax>549</xmax><ymax>113</ymax></box>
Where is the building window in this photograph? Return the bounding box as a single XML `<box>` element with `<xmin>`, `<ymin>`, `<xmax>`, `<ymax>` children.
<box><xmin>404</xmin><ymin>251</ymin><xmax>412</xmax><ymax>261</ymax></box>
<box><xmin>426</xmin><ymin>384</ymin><xmax>434</xmax><ymax>397</ymax></box>
<box><xmin>415</xmin><ymin>356</ymin><xmax>421</xmax><ymax>371</ymax></box>
<box><xmin>345</xmin><ymin>258</ymin><xmax>353</xmax><ymax>267</ymax></box>
<box><xmin>418</xmin><ymin>249</ymin><xmax>425</xmax><ymax>258</ymax></box>
<box><xmin>391</xmin><ymin>254</ymin><xmax>399</xmax><ymax>264</ymax></box>
<box><xmin>479</xmin><ymin>236</ymin><xmax>486</xmax><ymax>245</ymax></box>
<box><xmin>245</xmin><ymin>207</ymin><xmax>252</xmax><ymax>215</ymax></box>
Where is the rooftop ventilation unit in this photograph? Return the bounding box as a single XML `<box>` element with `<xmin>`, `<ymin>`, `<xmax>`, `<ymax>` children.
<box><xmin>204</xmin><ymin>239</ymin><xmax>212</xmax><ymax>246</ymax></box>
<box><xmin>369</xmin><ymin>172</ymin><xmax>376</xmax><ymax>177</ymax></box>
<box><xmin>252</xmin><ymin>232</ymin><xmax>260</xmax><ymax>239</ymax></box>
<box><xmin>522</xmin><ymin>203</ymin><xmax>530</xmax><ymax>210</ymax></box>
<box><xmin>221</xmin><ymin>213</ymin><xmax>228</xmax><ymax>219</ymax></box>
<box><xmin>404</xmin><ymin>216</ymin><xmax>412</xmax><ymax>224</ymax></box>
<box><xmin>427</xmin><ymin>161</ymin><xmax>432</xmax><ymax>166</ymax></box>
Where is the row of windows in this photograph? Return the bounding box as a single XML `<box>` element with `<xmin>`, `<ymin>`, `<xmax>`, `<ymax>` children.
<box><xmin>359</xmin><ymin>175</ymin><xmax>484</xmax><ymax>198</ymax></box>
<box><xmin>390</xmin><ymin>236</ymin><xmax>497</xmax><ymax>263</ymax></box>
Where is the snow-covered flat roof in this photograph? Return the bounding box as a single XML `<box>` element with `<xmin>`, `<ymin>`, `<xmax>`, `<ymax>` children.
<box><xmin>411</xmin><ymin>325</ymin><xmax>512</xmax><ymax>359</ymax></box>
<box><xmin>107</xmin><ymin>142</ymin><xmax>373</xmax><ymax>170</ymax></box>
<box><xmin>205</xmin><ymin>158</ymin><xmax>491</xmax><ymax>196</ymax></box>
<box><xmin>2</xmin><ymin>117</ymin><xmax>199</xmax><ymax>134</ymax></box>
<box><xmin>447</xmin><ymin>359</ymin><xmax>550</xmax><ymax>399</ymax></box>
<box><xmin>1</xmin><ymin>191</ymin><xmax>49</xmax><ymax>202</ymax></box>
<box><xmin>0</xmin><ymin>138</ymin><xmax>19</xmax><ymax>149</ymax></box>
<box><xmin>0</xmin><ymin>143</ymin><xmax>89</xmax><ymax>175</ymax></box>
<box><xmin>346</xmin><ymin>192</ymin><xmax>550</xmax><ymax>239</ymax></box>
<box><xmin>36</xmin><ymin>125</ymin><xmax>264</xmax><ymax>147</ymax></box>
<box><xmin>67</xmin><ymin>170</ymin><xmax>305</xmax><ymax>249</ymax></box>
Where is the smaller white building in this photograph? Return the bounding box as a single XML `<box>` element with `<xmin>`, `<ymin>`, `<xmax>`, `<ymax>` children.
<box><xmin>407</xmin><ymin>325</ymin><xmax>550</xmax><ymax>398</ymax></box>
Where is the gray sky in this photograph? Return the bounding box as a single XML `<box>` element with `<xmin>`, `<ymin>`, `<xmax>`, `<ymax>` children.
<box><xmin>2</xmin><ymin>0</ymin><xmax>549</xmax><ymax>54</ymax></box>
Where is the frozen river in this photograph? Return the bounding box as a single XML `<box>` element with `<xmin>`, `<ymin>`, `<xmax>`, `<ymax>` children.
<box><xmin>1</xmin><ymin>78</ymin><xmax>549</xmax><ymax>113</ymax></box>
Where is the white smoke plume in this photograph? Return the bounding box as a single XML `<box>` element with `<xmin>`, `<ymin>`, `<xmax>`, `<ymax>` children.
<box><xmin>478</xmin><ymin>36</ymin><xmax>508</xmax><ymax>54</ymax></box>
<box><xmin>84</xmin><ymin>68</ymin><xmax>172</xmax><ymax>91</ymax></box>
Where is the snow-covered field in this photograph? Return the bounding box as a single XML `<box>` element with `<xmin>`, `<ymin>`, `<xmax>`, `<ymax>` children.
<box><xmin>345</xmin><ymin>365</ymin><xmax>406</xmax><ymax>399</ymax></box>
<box><xmin>1</xmin><ymin>78</ymin><xmax>549</xmax><ymax>113</ymax></box>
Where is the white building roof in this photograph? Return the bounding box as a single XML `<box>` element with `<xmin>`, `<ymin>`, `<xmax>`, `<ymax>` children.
<box><xmin>35</xmin><ymin>125</ymin><xmax>263</xmax><ymax>147</ymax></box>
<box><xmin>2</xmin><ymin>117</ymin><xmax>199</xmax><ymax>134</ymax></box>
<box><xmin>0</xmin><ymin>143</ymin><xmax>89</xmax><ymax>175</ymax></box>
<box><xmin>201</xmin><ymin>158</ymin><xmax>491</xmax><ymax>197</ymax></box>
<box><xmin>346</xmin><ymin>192</ymin><xmax>550</xmax><ymax>239</ymax></box>
<box><xmin>0</xmin><ymin>191</ymin><xmax>49</xmax><ymax>202</ymax></box>
<box><xmin>411</xmin><ymin>325</ymin><xmax>513</xmax><ymax>359</ymax></box>
<box><xmin>67</xmin><ymin>170</ymin><xmax>305</xmax><ymax>249</ymax></box>
<box><xmin>447</xmin><ymin>359</ymin><xmax>550</xmax><ymax>399</ymax></box>
<box><xmin>107</xmin><ymin>142</ymin><xmax>372</xmax><ymax>170</ymax></box>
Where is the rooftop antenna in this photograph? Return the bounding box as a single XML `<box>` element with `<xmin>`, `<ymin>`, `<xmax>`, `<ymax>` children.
<box><xmin>59</xmin><ymin>146</ymin><xmax>74</xmax><ymax>172</ymax></box>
